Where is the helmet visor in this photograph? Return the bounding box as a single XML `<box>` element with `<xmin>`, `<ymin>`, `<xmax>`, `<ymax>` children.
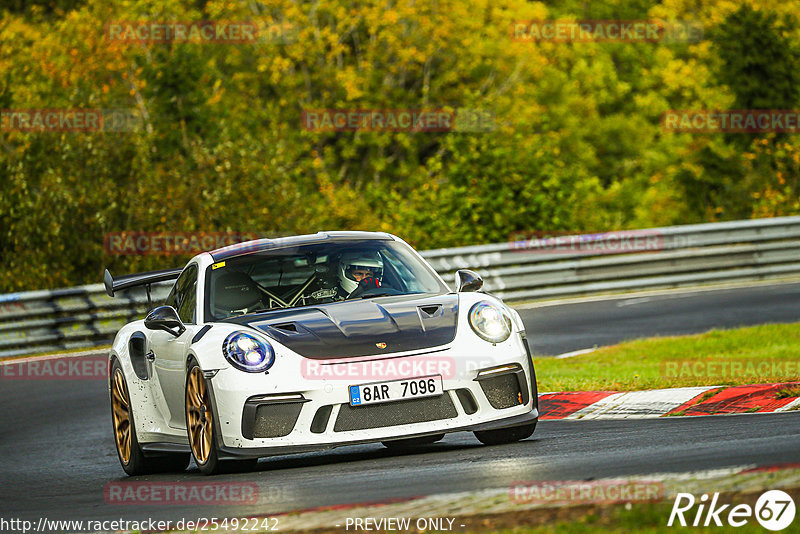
<box><xmin>345</xmin><ymin>263</ymin><xmax>382</xmax><ymax>282</ymax></box>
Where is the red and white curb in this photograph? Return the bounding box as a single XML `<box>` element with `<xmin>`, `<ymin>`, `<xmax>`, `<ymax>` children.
<box><xmin>539</xmin><ymin>382</ymin><xmax>800</xmax><ymax>420</ymax></box>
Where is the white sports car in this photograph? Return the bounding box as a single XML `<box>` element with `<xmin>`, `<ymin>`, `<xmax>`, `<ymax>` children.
<box><xmin>105</xmin><ymin>232</ymin><xmax>539</xmax><ymax>475</ymax></box>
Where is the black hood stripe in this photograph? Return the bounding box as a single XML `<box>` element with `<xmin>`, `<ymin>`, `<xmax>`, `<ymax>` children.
<box><xmin>224</xmin><ymin>293</ymin><xmax>458</xmax><ymax>359</ymax></box>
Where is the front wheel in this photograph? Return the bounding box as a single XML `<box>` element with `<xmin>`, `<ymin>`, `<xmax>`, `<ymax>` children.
<box><xmin>185</xmin><ymin>361</ymin><xmax>261</xmax><ymax>475</ymax></box>
<box><xmin>474</xmin><ymin>421</ymin><xmax>536</xmax><ymax>446</ymax></box>
<box><xmin>185</xmin><ymin>362</ymin><xmax>222</xmax><ymax>475</ymax></box>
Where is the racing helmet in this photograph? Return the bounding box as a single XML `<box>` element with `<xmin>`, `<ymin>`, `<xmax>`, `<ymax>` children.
<box><xmin>338</xmin><ymin>252</ymin><xmax>384</xmax><ymax>294</ymax></box>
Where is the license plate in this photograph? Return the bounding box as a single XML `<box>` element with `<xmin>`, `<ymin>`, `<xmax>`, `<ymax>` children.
<box><xmin>349</xmin><ymin>375</ymin><xmax>443</xmax><ymax>406</ymax></box>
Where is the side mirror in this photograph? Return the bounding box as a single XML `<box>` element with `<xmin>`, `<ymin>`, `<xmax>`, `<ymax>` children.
<box><xmin>144</xmin><ymin>306</ymin><xmax>186</xmax><ymax>337</ymax></box>
<box><xmin>456</xmin><ymin>269</ymin><xmax>483</xmax><ymax>292</ymax></box>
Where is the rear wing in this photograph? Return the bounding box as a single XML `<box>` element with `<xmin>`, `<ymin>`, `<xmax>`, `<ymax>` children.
<box><xmin>104</xmin><ymin>268</ymin><xmax>183</xmax><ymax>303</ymax></box>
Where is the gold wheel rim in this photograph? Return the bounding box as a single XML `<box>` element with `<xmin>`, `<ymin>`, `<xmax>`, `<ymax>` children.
<box><xmin>186</xmin><ymin>367</ymin><xmax>213</xmax><ymax>465</ymax></box>
<box><xmin>111</xmin><ymin>368</ymin><xmax>132</xmax><ymax>464</ymax></box>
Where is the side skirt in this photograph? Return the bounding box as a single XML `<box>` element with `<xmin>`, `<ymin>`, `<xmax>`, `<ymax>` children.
<box><xmin>140</xmin><ymin>442</ymin><xmax>192</xmax><ymax>456</ymax></box>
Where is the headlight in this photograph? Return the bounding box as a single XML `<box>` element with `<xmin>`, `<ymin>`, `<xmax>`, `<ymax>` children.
<box><xmin>469</xmin><ymin>301</ymin><xmax>512</xmax><ymax>343</ymax></box>
<box><xmin>223</xmin><ymin>332</ymin><xmax>275</xmax><ymax>372</ymax></box>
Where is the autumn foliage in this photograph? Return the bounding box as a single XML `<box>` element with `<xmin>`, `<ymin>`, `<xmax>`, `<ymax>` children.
<box><xmin>1</xmin><ymin>0</ymin><xmax>798</xmax><ymax>291</ymax></box>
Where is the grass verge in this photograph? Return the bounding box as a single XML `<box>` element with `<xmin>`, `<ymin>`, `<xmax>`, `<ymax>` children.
<box><xmin>456</xmin><ymin>487</ymin><xmax>800</xmax><ymax>533</ymax></box>
<box><xmin>535</xmin><ymin>322</ymin><xmax>800</xmax><ymax>392</ymax></box>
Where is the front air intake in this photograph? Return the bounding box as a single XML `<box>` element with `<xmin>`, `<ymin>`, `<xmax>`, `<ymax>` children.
<box><xmin>478</xmin><ymin>373</ymin><xmax>525</xmax><ymax>410</ymax></box>
<box><xmin>333</xmin><ymin>395</ymin><xmax>458</xmax><ymax>432</ymax></box>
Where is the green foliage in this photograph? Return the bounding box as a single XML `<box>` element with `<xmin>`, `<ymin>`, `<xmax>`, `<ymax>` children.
<box><xmin>677</xmin><ymin>5</ymin><xmax>800</xmax><ymax>220</ymax></box>
<box><xmin>712</xmin><ymin>5</ymin><xmax>800</xmax><ymax>112</ymax></box>
<box><xmin>0</xmin><ymin>0</ymin><xmax>799</xmax><ymax>291</ymax></box>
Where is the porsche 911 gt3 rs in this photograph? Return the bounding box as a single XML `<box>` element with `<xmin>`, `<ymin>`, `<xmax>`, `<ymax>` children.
<box><xmin>105</xmin><ymin>231</ymin><xmax>539</xmax><ymax>475</ymax></box>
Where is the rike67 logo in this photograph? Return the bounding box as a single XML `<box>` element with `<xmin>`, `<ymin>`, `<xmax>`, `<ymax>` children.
<box><xmin>668</xmin><ymin>490</ymin><xmax>796</xmax><ymax>531</ymax></box>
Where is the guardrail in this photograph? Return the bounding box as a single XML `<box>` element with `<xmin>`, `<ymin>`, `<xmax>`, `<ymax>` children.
<box><xmin>2</xmin><ymin>216</ymin><xmax>799</xmax><ymax>358</ymax></box>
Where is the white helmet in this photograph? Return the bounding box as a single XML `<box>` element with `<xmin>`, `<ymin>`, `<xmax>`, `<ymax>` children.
<box><xmin>338</xmin><ymin>252</ymin><xmax>384</xmax><ymax>294</ymax></box>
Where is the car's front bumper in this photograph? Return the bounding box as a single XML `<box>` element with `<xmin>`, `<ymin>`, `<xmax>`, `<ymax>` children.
<box><xmin>207</xmin><ymin>332</ymin><xmax>538</xmax><ymax>459</ymax></box>
<box><xmin>216</xmin><ymin>409</ymin><xmax>538</xmax><ymax>459</ymax></box>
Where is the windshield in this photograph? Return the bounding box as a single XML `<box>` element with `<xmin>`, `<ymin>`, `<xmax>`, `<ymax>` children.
<box><xmin>204</xmin><ymin>239</ymin><xmax>448</xmax><ymax>321</ymax></box>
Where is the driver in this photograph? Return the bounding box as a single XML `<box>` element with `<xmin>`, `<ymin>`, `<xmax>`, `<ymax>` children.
<box><xmin>338</xmin><ymin>252</ymin><xmax>384</xmax><ymax>298</ymax></box>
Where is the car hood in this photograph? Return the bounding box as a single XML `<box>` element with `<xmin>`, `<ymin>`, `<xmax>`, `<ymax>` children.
<box><xmin>223</xmin><ymin>293</ymin><xmax>458</xmax><ymax>358</ymax></box>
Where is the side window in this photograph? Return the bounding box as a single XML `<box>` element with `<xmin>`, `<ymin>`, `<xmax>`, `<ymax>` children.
<box><xmin>165</xmin><ymin>265</ymin><xmax>198</xmax><ymax>324</ymax></box>
<box><xmin>380</xmin><ymin>249</ymin><xmax>417</xmax><ymax>292</ymax></box>
<box><xmin>178</xmin><ymin>268</ymin><xmax>197</xmax><ymax>324</ymax></box>
<box><xmin>164</xmin><ymin>284</ymin><xmax>178</xmax><ymax>309</ymax></box>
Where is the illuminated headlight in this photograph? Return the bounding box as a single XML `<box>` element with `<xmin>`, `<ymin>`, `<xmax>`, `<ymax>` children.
<box><xmin>469</xmin><ymin>301</ymin><xmax>512</xmax><ymax>343</ymax></box>
<box><xmin>223</xmin><ymin>332</ymin><xmax>275</xmax><ymax>372</ymax></box>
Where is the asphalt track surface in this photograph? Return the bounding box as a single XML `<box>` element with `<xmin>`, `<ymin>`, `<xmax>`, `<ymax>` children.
<box><xmin>2</xmin><ymin>283</ymin><xmax>800</xmax><ymax>525</ymax></box>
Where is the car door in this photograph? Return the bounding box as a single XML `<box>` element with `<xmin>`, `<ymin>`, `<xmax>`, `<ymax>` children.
<box><xmin>149</xmin><ymin>264</ymin><xmax>199</xmax><ymax>429</ymax></box>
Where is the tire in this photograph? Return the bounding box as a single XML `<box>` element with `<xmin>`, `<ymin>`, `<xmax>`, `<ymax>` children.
<box><xmin>110</xmin><ymin>359</ymin><xmax>190</xmax><ymax>476</ymax></box>
<box><xmin>185</xmin><ymin>360</ymin><xmax>262</xmax><ymax>475</ymax></box>
<box><xmin>474</xmin><ymin>421</ymin><xmax>537</xmax><ymax>446</ymax></box>
<box><xmin>382</xmin><ymin>433</ymin><xmax>445</xmax><ymax>449</ymax></box>
<box><xmin>185</xmin><ymin>360</ymin><xmax>223</xmax><ymax>475</ymax></box>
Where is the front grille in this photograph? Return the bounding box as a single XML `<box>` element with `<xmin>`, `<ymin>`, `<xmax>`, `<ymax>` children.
<box><xmin>333</xmin><ymin>394</ymin><xmax>458</xmax><ymax>432</ymax></box>
<box><xmin>479</xmin><ymin>373</ymin><xmax>524</xmax><ymax>409</ymax></box>
<box><xmin>252</xmin><ymin>403</ymin><xmax>303</xmax><ymax>438</ymax></box>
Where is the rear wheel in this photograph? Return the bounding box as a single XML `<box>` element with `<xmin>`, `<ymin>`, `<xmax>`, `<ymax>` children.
<box><xmin>382</xmin><ymin>433</ymin><xmax>445</xmax><ymax>450</ymax></box>
<box><xmin>110</xmin><ymin>359</ymin><xmax>189</xmax><ymax>475</ymax></box>
<box><xmin>474</xmin><ymin>421</ymin><xmax>536</xmax><ymax>446</ymax></box>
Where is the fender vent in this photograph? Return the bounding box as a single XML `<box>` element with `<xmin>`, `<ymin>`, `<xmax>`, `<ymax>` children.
<box><xmin>192</xmin><ymin>325</ymin><xmax>212</xmax><ymax>344</ymax></box>
<box><xmin>128</xmin><ymin>332</ymin><xmax>148</xmax><ymax>380</ymax></box>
